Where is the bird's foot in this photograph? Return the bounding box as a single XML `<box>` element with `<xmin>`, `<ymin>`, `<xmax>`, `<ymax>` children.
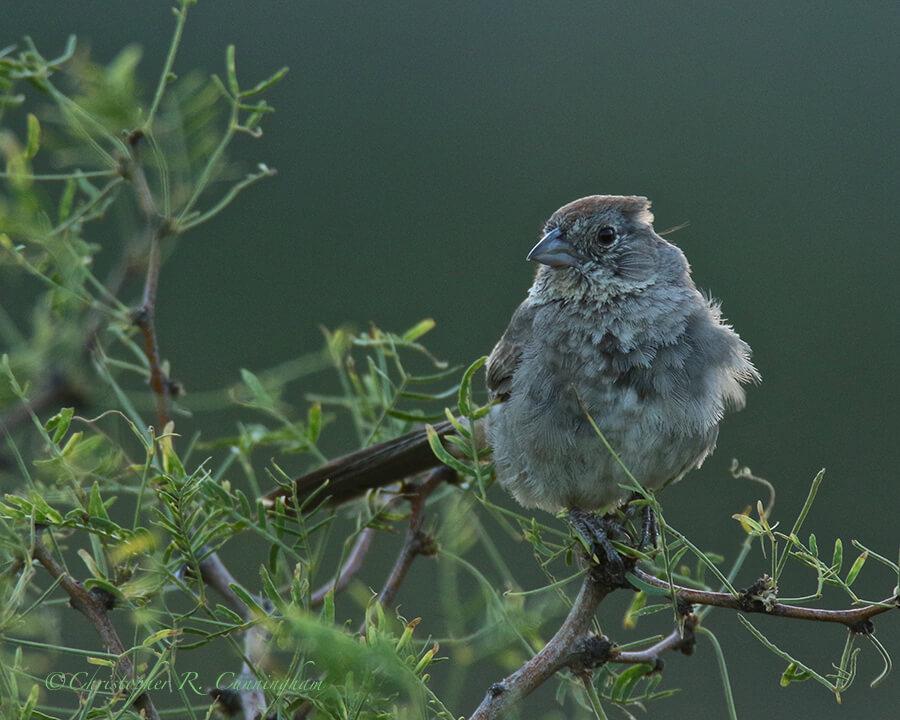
<box><xmin>621</xmin><ymin>496</ymin><xmax>658</xmax><ymax>553</ymax></box>
<box><xmin>566</xmin><ymin>508</ymin><xmax>632</xmax><ymax>587</ymax></box>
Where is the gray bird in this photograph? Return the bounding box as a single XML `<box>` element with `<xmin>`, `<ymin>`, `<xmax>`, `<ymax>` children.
<box><xmin>486</xmin><ymin>195</ymin><xmax>759</xmax><ymax>521</ymax></box>
<box><xmin>263</xmin><ymin>195</ymin><xmax>759</xmax><ymax>557</ymax></box>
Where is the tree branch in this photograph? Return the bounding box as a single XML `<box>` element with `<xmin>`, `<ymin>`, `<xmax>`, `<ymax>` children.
<box><xmin>125</xmin><ymin>131</ymin><xmax>177</xmax><ymax>431</ymax></box>
<box><xmin>375</xmin><ymin>466</ymin><xmax>451</xmax><ymax>610</ymax></box>
<box><xmin>31</xmin><ymin>532</ymin><xmax>160</xmax><ymax>720</ymax></box>
<box><xmin>469</xmin><ymin>571</ymin><xmax>613</xmax><ymax>720</ymax></box>
<box><xmin>310</xmin><ymin>527</ymin><xmax>376</xmax><ymax>609</ymax></box>
<box><xmin>199</xmin><ymin>552</ymin><xmax>268</xmax><ymax>720</ymax></box>
<box><xmin>631</xmin><ymin>567</ymin><xmax>899</xmax><ymax>634</ymax></box>
<box><xmin>610</xmin><ymin>615</ymin><xmax>697</xmax><ymax>667</ymax></box>
<box><xmin>468</xmin><ymin>548</ymin><xmax>900</xmax><ymax>720</ymax></box>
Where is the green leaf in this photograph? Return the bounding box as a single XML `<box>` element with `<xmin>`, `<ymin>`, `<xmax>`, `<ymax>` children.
<box><xmin>46</xmin><ymin>407</ymin><xmax>74</xmax><ymax>444</ymax></box>
<box><xmin>28</xmin><ymin>492</ymin><xmax>63</xmax><ymax>524</ymax></box>
<box><xmin>241</xmin><ymin>65</ymin><xmax>289</xmax><ymax>97</ymax></box>
<box><xmin>321</xmin><ymin>588</ymin><xmax>335</xmax><ymax>626</ymax></box>
<box><xmin>88</xmin><ymin>481</ymin><xmax>111</xmax><ymax>522</ymax></box>
<box><xmin>142</xmin><ymin>627</ymin><xmax>181</xmax><ymax>647</ymax></box>
<box><xmin>240</xmin><ymin>368</ymin><xmax>275</xmax><ymax>410</ymax></box>
<box><xmin>623</xmin><ymin>590</ymin><xmax>647</xmax><ymax>628</ymax></box>
<box><xmin>82</xmin><ymin>578</ymin><xmax>123</xmax><ymax>599</ymax></box>
<box><xmin>260</xmin><ymin>566</ymin><xmax>282</xmax><ymax>611</ymax></box>
<box><xmin>58</xmin><ymin>177</ymin><xmax>77</xmax><ymax>222</ymax></box>
<box><xmin>19</xmin><ymin>683</ymin><xmax>40</xmax><ymax>719</ymax></box>
<box><xmin>845</xmin><ymin>552</ymin><xmax>867</xmax><ymax>586</ymax></box>
<box><xmin>781</xmin><ymin>661</ymin><xmax>812</xmax><ymax>686</ymax></box>
<box><xmin>214</xmin><ymin>604</ymin><xmax>245</xmax><ymax>625</ymax></box>
<box><xmin>611</xmin><ymin>663</ymin><xmax>654</xmax><ymax>701</ymax></box>
<box><xmin>225</xmin><ymin>44</ymin><xmax>239</xmax><ymax>95</ymax></box>
<box><xmin>457</xmin><ymin>355</ymin><xmax>487</xmax><ymax>419</ymax></box>
<box><xmin>229</xmin><ymin>583</ymin><xmax>266</xmax><ymax>617</ymax></box>
<box><xmin>202</xmin><ymin>477</ymin><xmax>233</xmax><ymax>504</ymax></box>
<box><xmin>425</xmin><ymin>424</ymin><xmax>472</xmax><ymax>476</ymax></box>
<box><xmin>401</xmin><ymin>318</ymin><xmax>435</xmax><ymax>343</ymax></box>
<box><xmin>624</xmin><ymin>571</ymin><xmax>672</xmax><ymax>596</ymax></box>
<box><xmin>832</xmin><ymin>538</ymin><xmax>843</xmax><ymax>573</ymax></box>
<box><xmin>25</xmin><ymin>113</ymin><xmax>40</xmax><ymax>159</ymax></box>
<box><xmin>307</xmin><ymin>402</ymin><xmax>322</xmax><ymax>443</ymax></box>
<box><xmin>732</xmin><ymin>512</ymin><xmax>766</xmax><ymax>535</ymax></box>
<box><xmin>77</xmin><ymin>549</ymin><xmax>102</xmax><ymax>579</ymax></box>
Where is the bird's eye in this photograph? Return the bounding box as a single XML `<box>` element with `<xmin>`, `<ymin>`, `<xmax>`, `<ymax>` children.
<box><xmin>596</xmin><ymin>226</ymin><xmax>618</xmax><ymax>247</ymax></box>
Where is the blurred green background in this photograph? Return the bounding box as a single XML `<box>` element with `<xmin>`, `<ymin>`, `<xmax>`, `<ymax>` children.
<box><xmin>3</xmin><ymin>2</ymin><xmax>898</xmax><ymax>718</ymax></box>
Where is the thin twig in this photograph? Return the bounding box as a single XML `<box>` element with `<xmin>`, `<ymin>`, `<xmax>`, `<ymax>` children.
<box><xmin>132</xmin><ymin>232</ymin><xmax>171</xmax><ymax>430</ymax></box>
<box><xmin>0</xmin><ymin>373</ymin><xmax>85</xmax><ymax>438</ymax></box>
<box><xmin>295</xmin><ymin>469</ymin><xmax>455</xmax><ymax>720</ymax></box>
<box><xmin>610</xmin><ymin>615</ymin><xmax>697</xmax><ymax>667</ymax></box>
<box><xmin>125</xmin><ymin>131</ymin><xmax>175</xmax><ymax>431</ymax></box>
<box><xmin>310</xmin><ymin>527</ymin><xmax>376</xmax><ymax>609</ymax></box>
<box><xmin>631</xmin><ymin>567</ymin><xmax>898</xmax><ymax>634</ymax></box>
<box><xmin>375</xmin><ymin>467</ymin><xmax>452</xmax><ymax>610</ymax></box>
<box><xmin>31</xmin><ymin>532</ymin><xmax>160</xmax><ymax>720</ymax></box>
<box><xmin>199</xmin><ymin>552</ymin><xmax>254</xmax><ymax>622</ymax></box>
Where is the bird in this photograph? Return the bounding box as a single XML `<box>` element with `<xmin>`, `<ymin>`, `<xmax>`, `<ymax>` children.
<box><xmin>262</xmin><ymin>195</ymin><xmax>759</xmax><ymax>560</ymax></box>
<box><xmin>486</xmin><ymin>195</ymin><xmax>758</xmax><ymax>512</ymax></box>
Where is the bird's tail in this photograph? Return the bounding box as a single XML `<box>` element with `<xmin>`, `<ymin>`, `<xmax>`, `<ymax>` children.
<box><xmin>260</xmin><ymin>419</ymin><xmax>460</xmax><ymax>511</ymax></box>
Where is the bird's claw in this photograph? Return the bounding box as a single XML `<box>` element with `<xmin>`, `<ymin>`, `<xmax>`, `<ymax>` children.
<box><xmin>567</xmin><ymin>508</ymin><xmax>628</xmax><ymax>585</ymax></box>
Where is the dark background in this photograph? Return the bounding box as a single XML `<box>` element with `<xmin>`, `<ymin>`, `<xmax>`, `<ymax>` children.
<box><xmin>3</xmin><ymin>2</ymin><xmax>898</xmax><ymax>718</ymax></box>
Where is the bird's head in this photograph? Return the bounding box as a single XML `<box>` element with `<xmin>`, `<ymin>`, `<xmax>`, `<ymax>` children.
<box><xmin>527</xmin><ymin>195</ymin><xmax>687</xmax><ymax>302</ymax></box>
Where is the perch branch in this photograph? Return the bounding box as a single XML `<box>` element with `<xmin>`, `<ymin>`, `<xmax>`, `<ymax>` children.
<box><xmin>469</xmin><ymin>571</ymin><xmax>612</xmax><ymax>720</ymax></box>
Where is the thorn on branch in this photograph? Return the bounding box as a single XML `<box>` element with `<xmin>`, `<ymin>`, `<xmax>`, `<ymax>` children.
<box><xmin>674</xmin><ymin>616</ymin><xmax>697</xmax><ymax>657</ymax></box>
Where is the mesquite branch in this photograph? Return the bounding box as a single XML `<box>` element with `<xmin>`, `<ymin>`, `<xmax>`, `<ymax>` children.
<box><xmin>31</xmin><ymin>532</ymin><xmax>160</xmax><ymax>720</ymax></box>
<box><xmin>468</xmin><ymin>555</ymin><xmax>898</xmax><ymax>719</ymax></box>
<box><xmin>125</xmin><ymin>131</ymin><xmax>177</xmax><ymax>431</ymax></box>
<box><xmin>375</xmin><ymin>466</ymin><xmax>451</xmax><ymax>610</ymax></box>
<box><xmin>469</xmin><ymin>572</ymin><xmax>613</xmax><ymax>720</ymax></box>
<box><xmin>631</xmin><ymin>567</ymin><xmax>899</xmax><ymax>634</ymax></box>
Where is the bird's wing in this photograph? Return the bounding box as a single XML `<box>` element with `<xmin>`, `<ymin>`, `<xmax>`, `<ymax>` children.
<box><xmin>486</xmin><ymin>300</ymin><xmax>536</xmax><ymax>402</ymax></box>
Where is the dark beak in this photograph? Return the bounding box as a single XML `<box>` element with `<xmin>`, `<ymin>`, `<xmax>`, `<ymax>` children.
<box><xmin>526</xmin><ymin>227</ymin><xmax>584</xmax><ymax>268</ymax></box>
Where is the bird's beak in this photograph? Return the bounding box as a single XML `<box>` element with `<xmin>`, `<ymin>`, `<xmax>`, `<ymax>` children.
<box><xmin>526</xmin><ymin>227</ymin><xmax>584</xmax><ymax>268</ymax></box>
